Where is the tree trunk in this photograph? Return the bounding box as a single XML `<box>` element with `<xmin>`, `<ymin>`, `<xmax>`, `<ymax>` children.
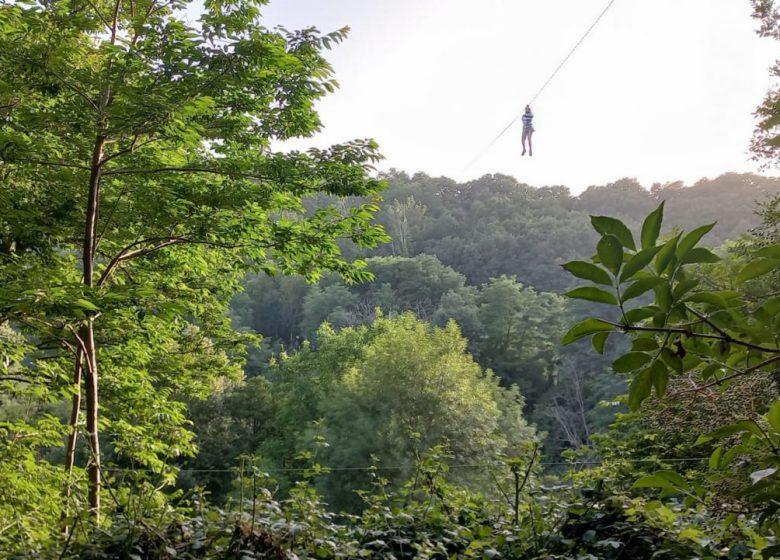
<box><xmin>63</xmin><ymin>346</ymin><xmax>83</xmax><ymax>530</ymax></box>
<box><xmin>82</xmin><ymin>135</ymin><xmax>105</xmax><ymax>520</ymax></box>
<box><xmin>82</xmin><ymin>322</ymin><xmax>101</xmax><ymax>520</ymax></box>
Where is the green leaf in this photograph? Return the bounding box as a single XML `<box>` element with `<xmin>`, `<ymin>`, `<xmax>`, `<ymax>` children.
<box><xmin>700</xmin><ymin>363</ymin><xmax>722</xmax><ymax>380</ymax></box>
<box><xmin>619</xmin><ymin>246</ymin><xmax>663</xmax><ymax>283</ymax></box>
<box><xmin>73</xmin><ymin>298</ymin><xmax>99</xmax><ymax>311</ymax></box>
<box><xmin>768</xmin><ymin>400</ymin><xmax>780</xmax><ymax>433</ymax></box>
<box><xmin>755</xmin><ymin>246</ymin><xmax>780</xmax><ymax>259</ymax></box>
<box><xmin>681</xmin><ymin>247</ymin><xmax>720</xmax><ymax>265</ymax></box>
<box><xmin>696</xmin><ymin>420</ymin><xmax>766</xmax><ymax>444</ymax></box>
<box><xmin>654</xmin><ymin>235</ymin><xmax>680</xmax><ymax>274</ymax></box>
<box><xmin>628</xmin><ymin>367</ymin><xmax>653</xmax><ymax>411</ymax></box>
<box><xmin>653</xmin><ymin>470</ymin><xmax>691</xmax><ymax>490</ymax></box>
<box><xmin>562</xmin><ymin>319</ymin><xmax>615</xmax><ymax>345</ymax></box>
<box><xmin>592</xmin><ymin>332</ymin><xmax>609</xmax><ymax>354</ymax></box>
<box><xmin>591</xmin><ymin>216</ymin><xmax>636</xmax><ymax>250</ymax></box>
<box><xmin>640</xmin><ymin>202</ymin><xmax>664</xmax><ymax>249</ymax></box>
<box><xmin>757</xmin><ymin>296</ymin><xmax>780</xmax><ymax>318</ymax></box>
<box><xmin>676</xmin><ymin>223</ymin><xmax>715</xmax><ymax>259</ymax></box>
<box><xmin>736</xmin><ymin>258</ymin><xmax>780</xmax><ymax>284</ymax></box>
<box><xmin>561</xmin><ymin>261</ymin><xmax>613</xmax><ymax>286</ymax></box>
<box><xmin>565</xmin><ymin>286</ymin><xmax>618</xmax><ymax>305</ymax></box>
<box><xmin>612</xmin><ymin>352</ymin><xmax>652</xmax><ymax>373</ymax></box>
<box><xmin>672</xmin><ymin>278</ymin><xmax>698</xmax><ymax>300</ymax></box>
<box><xmin>685</xmin><ymin>292</ymin><xmax>729</xmax><ymax>309</ymax></box>
<box><xmin>655</xmin><ymin>282</ymin><xmax>673</xmax><ymax>312</ymax></box>
<box><xmin>709</xmin><ymin>446</ymin><xmax>723</xmax><ymax>470</ymax></box>
<box><xmin>650</xmin><ymin>360</ymin><xmax>669</xmax><ymax>396</ymax></box>
<box><xmin>721</xmin><ymin>444</ymin><xmax>750</xmax><ymax>466</ymax></box>
<box><xmin>597</xmin><ymin>235</ymin><xmax>624</xmax><ymax>274</ymax></box>
<box><xmin>633</xmin><ymin>474</ymin><xmax>676</xmax><ymax>491</ymax></box>
<box><xmin>624</xmin><ymin>307</ymin><xmax>656</xmax><ymax>324</ymax></box>
<box><xmin>621</xmin><ymin>277</ymin><xmax>665</xmax><ymax>302</ymax></box>
<box><xmin>632</xmin><ymin>337</ymin><xmax>658</xmax><ymax>351</ymax></box>
<box><xmin>660</xmin><ymin>348</ymin><xmax>682</xmax><ymax>374</ymax></box>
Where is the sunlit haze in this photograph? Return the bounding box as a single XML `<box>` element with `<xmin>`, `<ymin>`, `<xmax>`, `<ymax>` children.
<box><xmin>259</xmin><ymin>0</ymin><xmax>778</xmax><ymax>193</ymax></box>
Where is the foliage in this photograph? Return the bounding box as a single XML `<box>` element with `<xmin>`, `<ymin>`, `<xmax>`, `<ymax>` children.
<box><xmin>2</xmin><ymin>0</ymin><xmax>779</xmax><ymax>555</ymax></box>
<box><xmin>233</xmin><ymin>258</ymin><xmax>576</xmax><ymax>422</ymax></box>
<box><xmin>562</xmin><ymin>202</ymin><xmax>780</xmax><ymax>545</ymax></box>
<box><xmin>67</xmin><ymin>448</ymin><xmax>746</xmax><ymax>560</ymax></box>
<box><xmin>357</xmin><ymin>172</ymin><xmax>780</xmax><ymax>292</ymax></box>
<box><xmin>190</xmin><ymin>313</ymin><xmax>536</xmax><ymax>511</ymax></box>
<box><xmin>0</xmin><ymin>0</ymin><xmax>387</xmax><ymax>539</ymax></box>
<box><xmin>473</xmin><ymin>276</ymin><xmax>566</xmax><ymax>402</ymax></box>
<box><xmin>750</xmin><ymin>0</ymin><xmax>780</xmax><ymax>167</ymax></box>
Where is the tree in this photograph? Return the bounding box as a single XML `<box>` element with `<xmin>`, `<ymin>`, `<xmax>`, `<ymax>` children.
<box><xmin>477</xmin><ymin>276</ymin><xmax>567</xmax><ymax>404</ymax></box>
<box><xmin>246</xmin><ymin>314</ymin><xmax>535</xmax><ymax>510</ymax></box>
<box><xmin>750</xmin><ymin>0</ymin><xmax>780</xmax><ymax>167</ymax></box>
<box><xmin>232</xmin><ymin>273</ymin><xmax>310</xmax><ymax>345</ymax></box>
<box><xmin>181</xmin><ymin>375</ymin><xmax>278</xmax><ymax>497</ymax></box>
<box><xmin>300</xmin><ymin>283</ymin><xmax>360</xmax><ymax>337</ymax></box>
<box><xmin>385</xmin><ymin>195</ymin><xmax>426</xmax><ymax>256</ymax></box>
<box><xmin>0</xmin><ymin>0</ymin><xmax>387</xmax><ymax>524</ymax></box>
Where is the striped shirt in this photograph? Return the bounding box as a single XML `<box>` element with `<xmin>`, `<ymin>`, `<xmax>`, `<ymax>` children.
<box><xmin>522</xmin><ymin>112</ymin><xmax>534</xmax><ymax>129</ymax></box>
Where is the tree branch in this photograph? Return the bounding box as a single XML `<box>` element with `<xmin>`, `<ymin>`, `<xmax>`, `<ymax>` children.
<box><xmin>4</xmin><ymin>159</ymin><xmax>91</xmax><ymax>171</ymax></box>
<box><xmin>0</xmin><ymin>376</ymin><xmax>33</xmax><ymax>384</ymax></box>
<box><xmin>80</xmin><ymin>0</ymin><xmax>113</xmax><ymax>31</ymax></box>
<box><xmin>607</xmin><ymin>320</ymin><xmax>780</xmax><ymax>354</ymax></box>
<box><xmin>684</xmin><ymin>305</ymin><xmax>737</xmax><ymax>341</ymax></box>
<box><xmin>97</xmin><ymin>236</ymin><xmax>245</xmax><ymax>287</ymax></box>
<box><xmin>101</xmin><ymin>166</ymin><xmax>276</xmax><ymax>181</ymax></box>
<box><xmin>676</xmin><ymin>354</ymin><xmax>780</xmax><ymax>394</ymax></box>
<box><xmin>99</xmin><ymin>135</ymin><xmax>163</xmax><ymax>166</ymax></box>
<box><xmin>97</xmin><ymin>238</ymin><xmax>181</xmax><ymax>287</ymax></box>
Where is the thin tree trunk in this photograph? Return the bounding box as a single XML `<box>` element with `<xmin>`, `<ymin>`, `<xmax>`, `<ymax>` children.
<box><xmin>82</xmin><ymin>135</ymin><xmax>105</xmax><ymax>520</ymax></box>
<box><xmin>82</xmin><ymin>321</ymin><xmax>101</xmax><ymax>520</ymax></box>
<box><xmin>63</xmin><ymin>346</ymin><xmax>84</xmax><ymax>531</ymax></box>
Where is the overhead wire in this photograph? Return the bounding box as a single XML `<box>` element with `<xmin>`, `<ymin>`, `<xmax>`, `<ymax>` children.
<box><xmin>104</xmin><ymin>456</ymin><xmax>709</xmax><ymax>476</ymax></box>
<box><xmin>461</xmin><ymin>0</ymin><xmax>619</xmax><ymax>173</ymax></box>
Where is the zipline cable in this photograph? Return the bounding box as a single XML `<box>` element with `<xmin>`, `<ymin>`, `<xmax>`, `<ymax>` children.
<box><xmin>104</xmin><ymin>456</ymin><xmax>709</xmax><ymax>475</ymax></box>
<box><xmin>527</xmin><ymin>0</ymin><xmax>619</xmax><ymax>107</ymax></box>
<box><xmin>461</xmin><ymin>0</ymin><xmax>619</xmax><ymax>173</ymax></box>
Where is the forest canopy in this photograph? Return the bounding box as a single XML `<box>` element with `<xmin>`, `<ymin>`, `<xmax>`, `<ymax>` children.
<box><xmin>1</xmin><ymin>0</ymin><xmax>780</xmax><ymax>558</ymax></box>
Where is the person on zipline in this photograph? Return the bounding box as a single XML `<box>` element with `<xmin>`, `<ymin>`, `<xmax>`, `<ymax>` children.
<box><xmin>521</xmin><ymin>105</ymin><xmax>534</xmax><ymax>156</ymax></box>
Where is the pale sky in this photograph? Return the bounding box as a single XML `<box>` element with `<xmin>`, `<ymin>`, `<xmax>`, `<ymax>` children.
<box><xmin>259</xmin><ymin>0</ymin><xmax>778</xmax><ymax>193</ymax></box>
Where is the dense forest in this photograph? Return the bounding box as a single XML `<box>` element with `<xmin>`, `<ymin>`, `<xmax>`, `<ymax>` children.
<box><xmin>222</xmin><ymin>171</ymin><xmax>780</xmax><ymax>468</ymax></box>
<box><xmin>1</xmin><ymin>0</ymin><xmax>780</xmax><ymax>558</ymax></box>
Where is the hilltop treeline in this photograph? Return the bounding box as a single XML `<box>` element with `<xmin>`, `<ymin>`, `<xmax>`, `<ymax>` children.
<box><xmin>359</xmin><ymin>171</ymin><xmax>780</xmax><ymax>291</ymax></box>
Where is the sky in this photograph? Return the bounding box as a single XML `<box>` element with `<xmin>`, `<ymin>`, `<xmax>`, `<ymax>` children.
<box><xmin>257</xmin><ymin>0</ymin><xmax>778</xmax><ymax>194</ymax></box>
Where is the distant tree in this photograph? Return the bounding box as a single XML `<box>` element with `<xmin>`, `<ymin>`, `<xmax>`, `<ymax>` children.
<box><xmin>432</xmin><ymin>286</ymin><xmax>482</xmax><ymax>353</ymax></box>
<box><xmin>578</xmin><ymin>178</ymin><xmax>655</xmax><ymax>217</ymax></box>
<box><xmin>181</xmin><ymin>376</ymin><xmax>278</xmax><ymax>497</ymax></box>
<box><xmin>477</xmin><ymin>276</ymin><xmax>567</xmax><ymax>404</ymax></box>
<box><xmin>362</xmin><ymin>255</ymin><xmax>467</xmax><ymax>314</ymax></box>
<box><xmin>300</xmin><ymin>284</ymin><xmax>360</xmax><ymax>337</ymax></box>
<box><xmin>750</xmin><ymin>0</ymin><xmax>780</xmax><ymax>167</ymax></box>
<box><xmin>232</xmin><ymin>274</ymin><xmax>310</xmax><ymax>344</ymax></box>
<box><xmin>242</xmin><ymin>314</ymin><xmax>535</xmax><ymax>510</ymax></box>
<box><xmin>385</xmin><ymin>196</ymin><xmax>427</xmax><ymax>256</ymax></box>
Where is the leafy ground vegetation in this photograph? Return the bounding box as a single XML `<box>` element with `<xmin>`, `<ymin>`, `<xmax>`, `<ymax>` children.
<box><xmin>2</xmin><ymin>0</ymin><xmax>780</xmax><ymax>558</ymax></box>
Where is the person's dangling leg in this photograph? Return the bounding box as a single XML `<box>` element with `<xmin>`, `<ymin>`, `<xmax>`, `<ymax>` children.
<box><xmin>528</xmin><ymin>129</ymin><xmax>534</xmax><ymax>156</ymax></box>
<box><xmin>521</xmin><ymin>128</ymin><xmax>528</xmax><ymax>156</ymax></box>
